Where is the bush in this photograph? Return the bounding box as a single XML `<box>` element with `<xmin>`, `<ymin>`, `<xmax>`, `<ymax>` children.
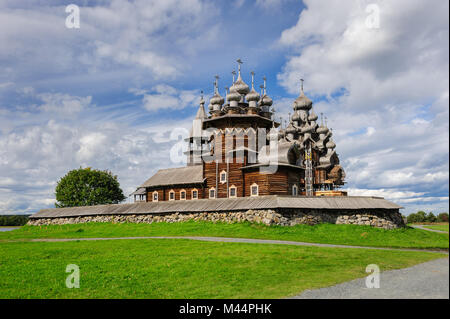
<box><xmin>0</xmin><ymin>215</ymin><xmax>29</xmax><ymax>226</ymax></box>
<box><xmin>437</xmin><ymin>213</ymin><xmax>449</xmax><ymax>223</ymax></box>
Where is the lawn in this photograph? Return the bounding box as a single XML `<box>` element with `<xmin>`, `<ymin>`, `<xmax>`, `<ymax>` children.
<box><xmin>0</xmin><ymin>238</ymin><xmax>445</xmax><ymax>299</ymax></box>
<box><xmin>1</xmin><ymin>221</ymin><xmax>448</xmax><ymax>249</ymax></box>
<box><xmin>423</xmin><ymin>224</ymin><xmax>449</xmax><ymax>232</ymax></box>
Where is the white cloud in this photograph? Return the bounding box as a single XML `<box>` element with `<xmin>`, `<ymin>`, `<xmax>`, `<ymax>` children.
<box><xmin>131</xmin><ymin>84</ymin><xmax>199</xmax><ymax>112</ymax></box>
<box><xmin>38</xmin><ymin>93</ymin><xmax>92</xmax><ymax>116</ymax></box>
<box><xmin>277</xmin><ymin>0</ymin><xmax>449</xmax><ymax>213</ymax></box>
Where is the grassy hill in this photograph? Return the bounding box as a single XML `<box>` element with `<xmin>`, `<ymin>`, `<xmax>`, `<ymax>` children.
<box><xmin>2</xmin><ymin>221</ymin><xmax>448</xmax><ymax>249</ymax></box>
<box><xmin>1</xmin><ymin>222</ymin><xmax>447</xmax><ymax>298</ymax></box>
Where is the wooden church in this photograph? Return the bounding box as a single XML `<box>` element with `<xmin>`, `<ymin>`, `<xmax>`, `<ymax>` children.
<box><xmin>132</xmin><ymin>60</ymin><xmax>346</xmax><ymax>203</ymax></box>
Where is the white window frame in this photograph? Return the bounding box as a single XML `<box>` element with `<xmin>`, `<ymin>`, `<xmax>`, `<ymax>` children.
<box><xmin>152</xmin><ymin>191</ymin><xmax>158</xmax><ymax>202</ymax></box>
<box><xmin>292</xmin><ymin>184</ymin><xmax>298</xmax><ymax>196</ymax></box>
<box><xmin>169</xmin><ymin>189</ymin><xmax>175</xmax><ymax>201</ymax></box>
<box><xmin>192</xmin><ymin>188</ymin><xmax>198</xmax><ymax>200</ymax></box>
<box><xmin>229</xmin><ymin>185</ymin><xmax>237</xmax><ymax>198</ymax></box>
<box><xmin>219</xmin><ymin>170</ymin><xmax>227</xmax><ymax>184</ymax></box>
<box><xmin>250</xmin><ymin>183</ymin><xmax>259</xmax><ymax>197</ymax></box>
<box><xmin>180</xmin><ymin>189</ymin><xmax>186</xmax><ymax>200</ymax></box>
<box><xmin>209</xmin><ymin>187</ymin><xmax>216</xmax><ymax>199</ymax></box>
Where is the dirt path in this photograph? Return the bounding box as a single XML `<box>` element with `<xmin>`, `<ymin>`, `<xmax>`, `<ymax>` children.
<box><xmin>411</xmin><ymin>225</ymin><xmax>449</xmax><ymax>234</ymax></box>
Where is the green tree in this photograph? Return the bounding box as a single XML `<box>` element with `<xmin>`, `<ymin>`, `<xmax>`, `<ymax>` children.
<box><xmin>426</xmin><ymin>212</ymin><xmax>437</xmax><ymax>223</ymax></box>
<box><xmin>437</xmin><ymin>213</ymin><xmax>449</xmax><ymax>223</ymax></box>
<box><xmin>55</xmin><ymin>167</ymin><xmax>126</xmax><ymax>208</ymax></box>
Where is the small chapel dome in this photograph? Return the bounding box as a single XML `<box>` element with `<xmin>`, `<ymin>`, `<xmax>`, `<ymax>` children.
<box><xmin>262</xmin><ymin>94</ymin><xmax>273</xmax><ymax>106</ymax></box>
<box><xmin>227</xmin><ymin>86</ymin><xmax>241</xmax><ymax>102</ymax></box>
<box><xmin>308</xmin><ymin>109</ymin><xmax>318</xmax><ymax>121</ymax></box>
<box><xmin>234</xmin><ymin>59</ymin><xmax>250</xmax><ymax>95</ymax></box>
<box><xmin>246</xmin><ymin>71</ymin><xmax>260</xmax><ymax>103</ymax></box>
<box><xmin>316</xmin><ymin>125</ymin><xmax>329</xmax><ymax>134</ymax></box>
<box><xmin>210</xmin><ymin>92</ymin><xmax>224</xmax><ymax>106</ymax></box>
<box><xmin>326</xmin><ymin>139</ymin><xmax>336</xmax><ymax>149</ymax></box>
<box><xmin>286</xmin><ymin>123</ymin><xmax>296</xmax><ymax>135</ymax></box>
<box><xmin>293</xmin><ymin>80</ymin><xmax>312</xmax><ymax>111</ymax></box>
<box><xmin>246</xmin><ymin>88</ymin><xmax>260</xmax><ymax>102</ymax></box>
<box><xmin>234</xmin><ymin>78</ymin><xmax>250</xmax><ymax>95</ymax></box>
<box><xmin>292</xmin><ymin>111</ymin><xmax>301</xmax><ymax>122</ymax></box>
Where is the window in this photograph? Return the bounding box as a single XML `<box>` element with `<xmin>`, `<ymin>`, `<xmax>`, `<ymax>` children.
<box><xmin>250</xmin><ymin>183</ymin><xmax>259</xmax><ymax>197</ymax></box>
<box><xmin>192</xmin><ymin>189</ymin><xmax>198</xmax><ymax>200</ymax></box>
<box><xmin>180</xmin><ymin>189</ymin><xmax>186</xmax><ymax>200</ymax></box>
<box><xmin>209</xmin><ymin>187</ymin><xmax>216</xmax><ymax>199</ymax></box>
<box><xmin>169</xmin><ymin>190</ymin><xmax>175</xmax><ymax>201</ymax></box>
<box><xmin>229</xmin><ymin>185</ymin><xmax>237</xmax><ymax>198</ymax></box>
<box><xmin>152</xmin><ymin>191</ymin><xmax>158</xmax><ymax>202</ymax></box>
<box><xmin>292</xmin><ymin>184</ymin><xmax>298</xmax><ymax>196</ymax></box>
<box><xmin>220</xmin><ymin>170</ymin><xmax>227</xmax><ymax>184</ymax></box>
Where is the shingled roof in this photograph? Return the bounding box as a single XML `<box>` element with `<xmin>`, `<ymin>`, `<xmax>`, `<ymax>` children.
<box><xmin>139</xmin><ymin>165</ymin><xmax>204</xmax><ymax>188</ymax></box>
<box><xmin>30</xmin><ymin>195</ymin><xmax>402</xmax><ymax>219</ymax></box>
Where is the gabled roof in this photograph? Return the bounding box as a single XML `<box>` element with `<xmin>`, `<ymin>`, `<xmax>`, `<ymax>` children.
<box><xmin>139</xmin><ymin>166</ymin><xmax>204</xmax><ymax>188</ymax></box>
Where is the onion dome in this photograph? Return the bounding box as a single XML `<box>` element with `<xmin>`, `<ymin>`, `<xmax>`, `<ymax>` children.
<box><xmin>286</xmin><ymin>123</ymin><xmax>296</xmax><ymax>135</ymax></box>
<box><xmin>308</xmin><ymin>109</ymin><xmax>318</xmax><ymax>122</ymax></box>
<box><xmin>316</xmin><ymin>125</ymin><xmax>329</xmax><ymax>134</ymax></box>
<box><xmin>227</xmin><ymin>89</ymin><xmax>241</xmax><ymax>102</ymax></box>
<box><xmin>246</xmin><ymin>71</ymin><xmax>260</xmax><ymax>103</ymax></box>
<box><xmin>260</xmin><ymin>76</ymin><xmax>273</xmax><ymax>107</ymax></box>
<box><xmin>293</xmin><ymin>79</ymin><xmax>312</xmax><ymax>111</ymax></box>
<box><xmin>326</xmin><ymin>138</ymin><xmax>336</xmax><ymax>149</ymax></box>
<box><xmin>292</xmin><ymin>111</ymin><xmax>301</xmax><ymax>122</ymax></box>
<box><xmin>262</xmin><ymin>94</ymin><xmax>273</xmax><ymax>106</ymax></box>
<box><xmin>210</xmin><ymin>92</ymin><xmax>224</xmax><ymax>106</ymax></box>
<box><xmin>233</xmin><ymin>59</ymin><xmax>250</xmax><ymax>95</ymax></box>
<box><xmin>246</xmin><ymin>89</ymin><xmax>260</xmax><ymax>102</ymax></box>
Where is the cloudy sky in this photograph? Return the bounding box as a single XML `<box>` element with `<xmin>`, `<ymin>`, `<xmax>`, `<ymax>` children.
<box><xmin>0</xmin><ymin>0</ymin><xmax>448</xmax><ymax>215</ymax></box>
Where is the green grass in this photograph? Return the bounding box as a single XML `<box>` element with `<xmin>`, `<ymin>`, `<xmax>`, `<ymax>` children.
<box><xmin>1</xmin><ymin>221</ymin><xmax>448</xmax><ymax>249</ymax></box>
<box><xmin>423</xmin><ymin>224</ymin><xmax>449</xmax><ymax>232</ymax></box>
<box><xmin>0</xmin><ymin>238</ymin><xmax>445</xmax><ymax>298</ymax></box>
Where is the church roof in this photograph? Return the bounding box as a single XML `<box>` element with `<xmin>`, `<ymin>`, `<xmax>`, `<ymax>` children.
<box><xmin>139</xmin><ymin>166</ymin><xmax>204</xmax><ymax>188</ymax></box>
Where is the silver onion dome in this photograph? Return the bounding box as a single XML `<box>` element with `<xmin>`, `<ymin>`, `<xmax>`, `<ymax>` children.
<box><xmin>227</xmin><ymin>85</ymin><xmax>241</xmax><ymax>102</ymax></box>
<box><xmin>234</xmin><ymin>59</ymin><xmax>250</xmax><ymax>95</ymax></box>
<box><xmin>308</xmin><ymin>109</ymin><xmax>318</xmax><ymax>121</ymax></box>
<box><xmin>292</xmin><ymin>111</ymin><xmax>301</xmax><ymax>122</ymax></box>
<box><xmin>210</xmin><ymin>75</ymin><xmax>224</xmax><ymax>107</ymax></box>
<box><xmin>246</xmin><ymin>71</ymin><xmax>260</xmax><ymax>103</ymax></box>
<box><xmin>210</xmin><ymin>92</ymin><xmax>224</xmax><ymax>106</ymax></box>
<box><xmin>246</xmin><ymin>89</ymin><xmax>260</xmax><ymax>102</ymax></box>
<box><xmin>286</xmin><ymin>123</ymin><xmax>296</xmax><ymax>135</ymax></box>
<box><xmin>316</xmin><ymin>125</ymin><xmax>329</xmax><ymax>134</ymax></box>
<box><xmin>326</xmin><ymin>138</ymin><xmax>336</xmax><ymax>149</ymax></box>
<box><xmin>293</xmin><ymin>79</ymin><xmax>312</xmax><ymax>111</ymax></box>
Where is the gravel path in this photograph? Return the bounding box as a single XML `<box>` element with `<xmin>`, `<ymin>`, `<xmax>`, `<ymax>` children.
<box><xmin>411</xmin><ymin>225</ymin><xmax>449</xmax><ymax>234</ymax></box>
<box><xmin>27</xmin><ymin>235</ymin><xmax>448</xmax><ymax>254</ymax></box>
<box><xmin>291</xmin><ymin>257</ymin><xmax>449</xmax><ymax>299</ymax></box>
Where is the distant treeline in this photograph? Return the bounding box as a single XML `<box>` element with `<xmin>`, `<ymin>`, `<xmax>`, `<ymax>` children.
<box><xmin>0</xmin><ymin>215</ymin><xmax>30</xmax><ymax>226</ymax></box>
<box><xmin>407</xmin><ymin>211</ymin><xmax>448</xmax><ymax>224</ymax></box>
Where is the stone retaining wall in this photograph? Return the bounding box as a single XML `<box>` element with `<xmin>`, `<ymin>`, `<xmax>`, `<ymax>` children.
<box><xmin>28</xmin><ymin>208</ymin><xmax>405</xmax><ymax>229</ymax></box>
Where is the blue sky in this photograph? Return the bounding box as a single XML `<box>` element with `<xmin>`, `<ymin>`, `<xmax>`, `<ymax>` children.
<box><xmin>0</xmin><ymin>0</ymin><xmax>448</xmax><ymax>215</ymax></box>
